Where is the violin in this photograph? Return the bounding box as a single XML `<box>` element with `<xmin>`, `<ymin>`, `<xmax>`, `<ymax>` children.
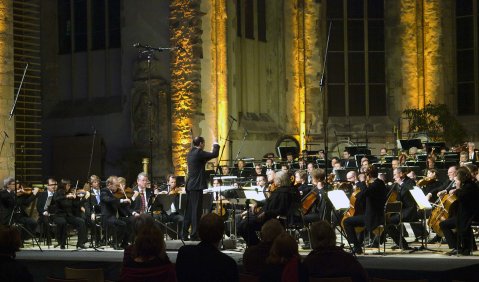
<box><xmin>16</xmin><ymin>186</ymin><xmax>42</xmax><ymax>196</ymax></box>
<box><xmin>113</xmin><ymin>186</ymin><xmax>135</xmax><ymax>199</ymax></box>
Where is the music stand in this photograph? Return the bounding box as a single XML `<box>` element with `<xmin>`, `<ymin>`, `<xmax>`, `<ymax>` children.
<box><xmin>154</xmin><ymin>194</ymin><xmax>180</xmax><ymax>239</ymax></box>
<box><xmin>398</xmin><ymin>139</ymin><xmax>422</xmax><ymax>151</ymax></box>
<box><xmin>326</xmin><ymin>190</ymin><xmax>355</xmax><ymax>255</ymax></box>
<box><xmin>407</xmin><ymin>187</ymin><xmax>438</xmax><ymax>253</ymax></box>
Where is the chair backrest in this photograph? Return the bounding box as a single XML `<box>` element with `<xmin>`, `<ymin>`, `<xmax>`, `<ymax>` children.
<box><xmin>239</xmin><ymin>273</ymin><xmax>260</xmax><ymax>282</ymax></box>
<box><xmin>64</xmin><ymin>267</ymin><xmax>104</xmax><ymax>282</ymax></box>
<box><xmin>371</xmin><ymin>278</ymin><xmax>428</xmax><ymax>282</ymax></box>
<box><xmin>46</xmin><ymin>277</ymin><xmax>88</xmax><ymax>282</ymax></box>
<box><xmin>309</xmin><ymin>277</ymin><xmax>353</xmax><ymax>282</ymax></box>
<box><xmin>385</xmin><ymin>201</ymin><xmax>402</xmax><ymax>214</ymax></box>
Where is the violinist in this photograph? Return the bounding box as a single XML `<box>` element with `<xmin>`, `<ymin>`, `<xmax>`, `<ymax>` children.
<box><xmin>131</xmin><ymin>172</ymin><xmax>150</xmax><ymax>216</ymax></box>
<box><xmin>439</xmin><ymin>167</ymin><xmax>479</xmax><ymax>255</ymax></box>
<box><xmin>431</xmin><ymin>166</ymin><xmax>457</xmax><ymax>200</ymax></box>
<box><xmin>343</xmin><ymin>167</ymin><xmax>387</xmax><ymax>254</ymax></box>
<box><xmin>419</xmin><ymin>169</ymin><xmax>442</xmax><ymax>203</ymax></box>
<box><xmin>100</xmin><ymin>176</ymin><xmax>131</xmax><ymax>249</ymax></box>
<box><xmin>151</xmin><ymin>174</ymin><xmax>184</xmax><ymax>239</ymax></box>
<box><xmin>52</xmin><ymin>179</ymin><xmax>87</xmax><ymax>249</ymax></box>
<box><xmin>0</xmin><ymin>178</ymin><xmax>39</xmax><ymax>240</ymax></box>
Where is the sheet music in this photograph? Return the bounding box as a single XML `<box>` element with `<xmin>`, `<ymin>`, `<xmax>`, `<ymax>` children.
<box><xmin>327</xmin><ymin>190</ymin><xmax>350</xmax><ymax>210</ymax></box>
<box><xmin>204</xmin><ymin>185</ymin><xmax>236</xmax><ymax>193</ymax></box>
<box><xmin>410</xmin><ymin>186</ymin><xmax>432</xmax><ymax>210</ymax></box>
<box><xmin>243</xmin><ymin>190</ymin><xmax>266</xmax><ymax>202</ymax></box>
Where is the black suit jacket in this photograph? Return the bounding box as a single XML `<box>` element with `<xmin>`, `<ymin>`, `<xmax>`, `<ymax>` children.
<box><xmin>176</xmin><ymin>241</ymin><xmax>238</xmax><ymax>282</ymax></box>
<box><xmin>0</xmin><ymin>190</ymin><xmax>14</xmax><ymax>225</ymax></box>
<box><xmin>36</xmin><ymin>191</ymin><xmax>54</xmax><ymax>215</ymax></box>
<box><xmin>397</xmin><ymin>176</ymin><xmax>418</xmax><ymax>221</ymax></box>
<box><xmin>358</xmin><ymin>178</ymin><xmax>388</xmax><ymax>231</ymax></box>
<box><xmin>131</xmin><ymin>186</ymin><xmax>153</xmax><ymax>214</ymax></box>
<box><xmin>186</xmin><ymin>144</ymin><xmax>220</xmax><ymax>191</ymax></box>
<box><xmin>341</xmin><ymin>158</ymin><xmax>358</xmax><ymax>168</ymax></box>
<box><xmin>100</xmin><ymin>188</ymin><xmax>123</xmax><ymax>222</ymax></box>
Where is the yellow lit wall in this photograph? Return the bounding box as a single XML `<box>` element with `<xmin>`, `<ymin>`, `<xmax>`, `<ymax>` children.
<box><xmin>170</xmin><ymin>0</ymin><xmax>197</xmax><ymax>176</ymax></box>
<box><xmin>400</xmin><ymin>0</ymin><xmax>442</xmax><ymax>110</ymax></box>
<box><xmin>291</xmin><ymin>0</ymin><xmax>305</xmax><ymax>151</ymax></box>
<box><xmin>211</xmin><ymin>0</ymin><xmax>228</xmax><ymax>165</ymax></box>
<box><xmin>0</xmin><ymin>0</ymin><xmax>14</xmax><ymax>180</ymax></box>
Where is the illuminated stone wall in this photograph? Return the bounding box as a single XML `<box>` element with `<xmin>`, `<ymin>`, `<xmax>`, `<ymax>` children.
<box><xmin>170</xmin><ymin>0</ymin><xmax>203</xmax><ymax>176</ymax></box>
<box><xmin>385</xmin><ymin>0</ymin><xmax>451</xmax><ymax>136</ymax></box>
<box><xmin>0</xmin><ymin>0</ymin><xmax>14</xmax><ymax>180</ymax></box>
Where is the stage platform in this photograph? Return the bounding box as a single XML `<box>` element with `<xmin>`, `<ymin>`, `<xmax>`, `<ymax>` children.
<box><xmin>16</xmin><ymin>240</ymin><xmax>479</xmax><ymax>282</ymax></box>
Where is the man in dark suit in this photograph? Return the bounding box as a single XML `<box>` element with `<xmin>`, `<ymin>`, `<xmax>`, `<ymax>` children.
<box><xmin>85</xmin><ymin>175</ymin><xmax>102</xmax><ymax>245</ymax></box>
<box><xmin>344</xmin><ymin>167</ymin><xmax>387</xmax><ymax>254</ymax></box>
<box><xmin>100</xmin><ymin>176</ymin><xmax>131</xmax><ymax>249</ymax></box>
<box><xmin>385</xmin><ymin>167</ymin><xmax>418</xmax><ymax>250</ymax></box>
<box><xmin>36</xmin><ymin>178</ymin><xmax>57</xmax><ymax>245</ymax></box>
<box><xmin>176</xmin><ymin>213</ymin><xmax>238</xmax><ymax>282</ymax></box>
<box><xmin>0</xmin><ymin>177</ymin><xmax>39</xmax><ymax>239</ymax></box>
<box><xmin>341</xmin><ymin>150</ymin><xmax>357</xmax><ymax>168</ymax></box>
<box><xmin>131</xmin><ymin>172</ymin><xmax>151</xmax><ymax>216</ymax></box>
<box><xmin>182</xmin><ymin>135</ymin><xmax>220</xmax><ymax>240</ymax></box>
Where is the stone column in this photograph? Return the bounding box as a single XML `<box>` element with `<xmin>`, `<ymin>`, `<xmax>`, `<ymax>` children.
<box><xmin>0</xmin><ymin>0</ymin><xmax>14</xmax><ymax>180</ymax></box>
<box><xmin>170</xmin><ymin>0</ymin><xmax>203</xmax><ymax>176</ymax></box>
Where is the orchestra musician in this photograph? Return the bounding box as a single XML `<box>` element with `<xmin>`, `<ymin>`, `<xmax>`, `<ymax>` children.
<box><xmin>386</xmin><ymin>167</ymin><xmax>418</xmax><ymax>250</ymax></box>
<box><xmin>439</xmin><ymin>167</ymin><xmax>479</xmax><ymax>256</ymax></box>
<box><xmin>0</xmin><ymin>177</ymin><xmax>39</xmax><ymax>240</ymax></box>
<box><xmin>341</xmin><ymin>150</ymin><xmax>357</xmax><ymax>168</ymax></box>
<box><xmin>151</xmin><ymin>174</ymin><xmax>184</xmax><ymax>239</ymax></box>
<box><xmin>300</xmin><ymin>168</ymin><xmax>331</xmax><ymax>248</ymax></box>
<box><xmin>221</xmin><ymin>165</ymin><xmax>231</xmax><ymax>176</ymax></box>
<box><xmin>52</xmin><ymin>179</ymin><xmax>87</xmax><ymax>249</ymax></box>
<box><xmin>294</xmin><ymin>170</ymin><xmax>311</xmax><ymax>197</ymax></box>
<box><xmin>419</xmin><ymin>168</ymin><xmax>442</xmax><ymax>203</ymax></box>
<box><xmin>131</xmin><ymin>172</ymin><xmax>150</xmax><ymax>216</ymax></box>
<box><xmin>252</xmin><ymin>163</ymin><xmax>265</xmax><ymax>180</ymax></box>
<box><xmin>343</xmin><ymin>166</ymin><xmax>387</xmax><ymax>254</ymax></box>
<box><xmin>36</xmin><ymin>178</ymin><xmax>57</xmax><ymax>245</ymax></box>
<box><xmin>100</xmin><ymin>176</ymin><xmax>131</xmax><ymax>249</ymax></box>
<box><xmin>85</xmin><ymin>175</ymin><xmax>102</xmax><ymax>244</ymax></box>
<box><xmin>467</xmin><ymin>142</ymin><xmax>478</xmax><ymax>163</ymax></box>
<box><xmin>233</xmin><ymin>159</ymin><xmax>251</xmax><ymax>179</ymax></box>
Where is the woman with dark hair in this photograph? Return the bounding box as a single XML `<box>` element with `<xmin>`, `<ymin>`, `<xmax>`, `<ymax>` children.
<box><xmin>0</xmin><ymin>226</ymin><xmax>33</xmax><ymax>282</ymax></box>
<box><xmin>119</xmin><ymin>216</ymin><xmax>176</xmax><ymax>282</ymax></box>
<box><xmin>260</xmin><ymin>233</ymin><xmax>308</xmax><ymax>282</ymax></box>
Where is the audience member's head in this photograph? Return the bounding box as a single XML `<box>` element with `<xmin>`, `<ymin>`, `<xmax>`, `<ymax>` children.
<box><xmin>132</xmin><ymin>224</ymin><xmax>169</xmax><ymax>262</ymax></box>
<box><xmin>0</xmin><ymin>226</ymin><xmax>22</xmax><ymax>257</ymax></box>
<box><xmin>199</xmin><ymin>213</ymin><xmax>224</xmax><ymax>245</ymax></box>
<box><xmin>267</xmin><ymin>233</ymin><xmax>299</xmax><ymax>265</ymax></box>
<box><xmin>260</xmin><ymin>219</ymin><xmax>285</xmax><ymax>243</ymax></box>
<box><xmin>133</xmin><ymin>214</ymin><xmax>155</xmax><ymax>237</ymax></box>
<box><xmin>310</xmin><ymin>220</ymin><xmax>336</xmax><ymax>249</ymax></box>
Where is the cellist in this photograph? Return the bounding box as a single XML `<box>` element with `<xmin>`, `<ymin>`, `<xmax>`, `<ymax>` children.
<box><xmin>439</xmin><ymin>167</ymin><xmax>479</xmax><ymax>256</ymax></box>
<box><xmin>343</xmin><ymin>166</ymin><xmax>388</xmax><ymax>254</ymax></box>
<box><xmin>300</xmin><ymin>168</ymin><xmax>331</xmax><ymax>249</ymax></box>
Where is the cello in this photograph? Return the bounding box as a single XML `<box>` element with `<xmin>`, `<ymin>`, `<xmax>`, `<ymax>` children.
<box><xmin>427</xmin><ymin>193</ymin><xmax>457</xmax><ymax>237</ymax></box>
<box><xmin>340</xmin><ymin>187</ymin><xmax>363</xmax><ymax>232</ymax></box>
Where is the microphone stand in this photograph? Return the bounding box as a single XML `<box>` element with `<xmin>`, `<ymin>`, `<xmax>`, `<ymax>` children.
<box><xmin>234</xmin><ymin>129</ymin><xmax>248</xmax><ymax>161</ymax></box>
<box><xmin>320</xmin><ymin>22</ymin><xmax>332</xmax><ymax>174</ymax></box>
<box><xmin>86</xmin><ymin>128</ymin><xmax>96</xmax><ymax>180</ymax></box>
<box><xmin>134</xmin><ymin>43</ymin><xmax>170</xmax><ymax>181</ymax></box>
<box><xmin>216</xmin><ymin>117</ymin><xmax>235</xmax><ymax>175</ymax></box>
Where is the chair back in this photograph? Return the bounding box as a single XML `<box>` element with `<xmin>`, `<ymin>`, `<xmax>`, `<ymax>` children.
<box><xmin>65</xmin><ymin>267</ymin><xmax>104</xmax><ymax>282</ymax></box>
<box><xmin>239</xmin><ymin>272</ymin><xmax>260</xmax><ymax>282</ymax></box>
<box><xmin>46</xmin><ymin>277</ymin><xmax>88</xmax><ymax>282</ymax></box>
<box><xmin>309</xmin><ymin>277</ymin><xmax>353</xmax><ymax>282</ymax></box>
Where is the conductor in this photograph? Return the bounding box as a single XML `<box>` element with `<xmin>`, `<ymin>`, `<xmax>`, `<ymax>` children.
<box><xmin>182</xmin><ymin>134</ymin><xmax>220</xmax><ymax>240</ymax></box>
